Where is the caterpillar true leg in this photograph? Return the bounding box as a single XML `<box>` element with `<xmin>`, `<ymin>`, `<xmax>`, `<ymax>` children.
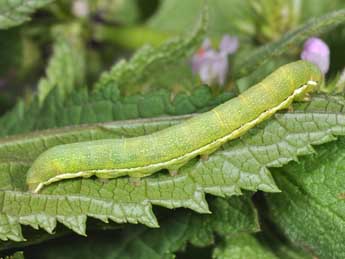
<box><xmin>169</xmin><ymin>170</ymin><xmax>178</xmax><ymax>176</ymax></box>
<box><xmin>201</xmin><ymin>154</ymin><xmax>209</xmax><ymax>161</ymax></box>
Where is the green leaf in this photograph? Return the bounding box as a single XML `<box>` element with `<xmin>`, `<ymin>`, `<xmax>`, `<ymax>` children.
<box><xmin>300</xmin><ymin>0</ymin><xmax>345</xmax><ymax>21</ymax></box>
<box><xmin>0</xmin><ymin>220</ymin><xmax>122</xmax><ymax>252</ymax></box>
<box><xmin>93</xmin><ymin>5</ymin><xmax>207</xmax><ymax>92</ymax></box>
<box><xmin>233</xmin><ymin>9</ymin><xmax>345</xmax><ymax>79</ymax></box>
<box><xmin>265</xmin><ymin>137</ymin><xmax>345</xmax><ymax>259</ymax></box>
<box><xmin>0</xmin><ymin>0</ymin><xmax>54</xmax><ymax>29</ymax></box>
<box><xmin>213</xmin><ymin>234</ymin><xmax>278</xmax><ymax>259</ymax></box>
<box><xmin>147</xmin><ymin>0</ymin><xmax>249</xmax><ymax>37</ymax></box>
<box><xmin>1</xmin><ymin>95</ymin><xmax>345</xmax><ymax>240</ymax></box>
<box><xmin>37</xmin><ymin>23</ymin><xmax>86</xmax><ymax>104</ymax></box>
<box><xmin>18</xmin><ymin>196</ymin><xmax>259</xmax><ymax>258</ymax></box>
<box><xmin>213</xmin><ymin>231</ymin><xmax>314</xmax><ymax>259</ymax></box>
<box><xmin>255</xmin><ymin>222</ymin><xmax>315</xmax><ymax>259</ymax></box>
<box><xmin>0</xmin><ymin>85</ymin><xmax>232</xmax><ymax>137</ymax></box>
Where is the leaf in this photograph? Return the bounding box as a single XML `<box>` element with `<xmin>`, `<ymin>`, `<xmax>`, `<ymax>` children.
<box><xmin>37</xmin><ymin>23</ymin><xmax>86</xmax><ymax>104</ymax></box>
<box><xmin>213</xmin><ymin>232</ymin><xmax>313</xmax><ymax>259</ymax></box>
<box><xmin>93</xmin><ymin>5</ymin><xmax>207</xmax><ymax>92</ymax></box>
<box><xmin>0</xmin><ymin>0</ymin><xmax>54</xmax><ymax>29</ymax></box>
<box><xmin>1</xmin><ymin>95</ymin><xmax>345</xmax><ymax>240</ymax></box>
<box><xmin>0</xmin><ymin>85</ymin><xmax>233</xmax><ymax>137</ymax></box>
<box><xmin>147</xmin><ymin>0</ymin><xmax>249</xmax><ymax>37</ymax></box>
<box><xmin>213</xmin><ymin>234</ymin><xmax>278</xmax><ymax>259</ymax></box>
<box><xmin>0</xmin><ymin>220</ymin><xmax>122</xmax><ymax>252</ymax></box>
<box><xmin>256</xmin><ymin>219</ymin><xmax>315</xmax><ymax>259</ymax></box>
<box><xmin>265</xmin><ymin>137</ymin><xmax>345</xmax><ymax>259</ymax></box>
<box><xmin>300</xmin><ymin>0</ymin><xmax>345</xmax><ymax>21</ymax></box>
<box><xmin>233</xmin><ymin>9</ymin><xmax>345</xmax><ymax>79</ymax></box>
<box><xmin>19</xmin><ymin>196</ymin><xmax>259</xmax><ymax>259</ymax></box>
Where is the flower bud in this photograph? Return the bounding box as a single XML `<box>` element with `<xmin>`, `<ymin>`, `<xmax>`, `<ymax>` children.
<box><xmin>301</xmin><ymin>37</ymin><xmax>330</xmax><ymax>74</ymax></box>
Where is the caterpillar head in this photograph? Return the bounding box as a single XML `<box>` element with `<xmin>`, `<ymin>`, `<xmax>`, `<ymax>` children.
<box><xmin>294</xmin><ymin>61</ymin><xmax>323</xmax><ymax>101</ymax></box>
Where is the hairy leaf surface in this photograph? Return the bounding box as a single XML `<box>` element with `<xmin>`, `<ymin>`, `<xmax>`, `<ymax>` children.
<box><xmin>265</xmin><ymin>138</ymin><xmax>345</xmax><ymax>259</ymax></box>
<box><xmin>37</xmin><ymin>23</ymin><xmax>86</xmax><ymax>104</ymax></box>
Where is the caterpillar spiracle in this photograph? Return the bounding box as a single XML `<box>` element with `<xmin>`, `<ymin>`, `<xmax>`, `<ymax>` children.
<box><xmin>26</xmin><ymin>61</ymin><xmax>323</xmax><ymax>193</ymax></box>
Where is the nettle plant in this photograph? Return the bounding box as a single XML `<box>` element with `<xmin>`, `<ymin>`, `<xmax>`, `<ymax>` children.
<box><xmin>0</xmin><ymin>1</ymin><xmax>345</xmax><ymax>259</ymax></box>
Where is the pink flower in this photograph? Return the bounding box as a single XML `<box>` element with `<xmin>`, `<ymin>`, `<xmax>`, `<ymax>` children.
<box><xmin>219</xmin><ymin>35</ymin><xmax>239</xmax><ymax>55</ymax></box>
<box><xmin>191</xmin><ymin>35</ymin><xmax>239</xmax><ymax>86</ymax></box>
<box><xmin>191</xmin><ymin>38</ymin><xmax>212</xmax><ymax>75</ymax></box>
<box><xmin>301</xmin><ymin>37</ymin><xmax>330</xmax><ymax>74</ymax></box>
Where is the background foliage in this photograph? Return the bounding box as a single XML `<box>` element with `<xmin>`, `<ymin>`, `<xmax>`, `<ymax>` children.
<box><xmin>0</xmin><ymin>0</ymin><xmax>344</xmax><ymax>258</ymax></box>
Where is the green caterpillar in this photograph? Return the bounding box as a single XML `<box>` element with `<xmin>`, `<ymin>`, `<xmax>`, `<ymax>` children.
<box><xmin>27</xmin><ymin>61</ymin><xmax>323</xmax><ymax>193</ymax></box>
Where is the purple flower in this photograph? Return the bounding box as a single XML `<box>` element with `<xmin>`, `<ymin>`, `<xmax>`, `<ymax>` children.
<box><xmin>191</xmin><ymin>35</ymin><xmax>239</xmax><ymax>86</ymax></box>
<box><xmin>198</xmin><ymin>50</ymin><xmax>229</xmax><ymax>85</ymax></box>
<box><xmin>301</xmin><ymin>37</ymin><xmax>330</xmax><ymax>74</ymax></box>
<box><xmin>191</xmin><ymin>38</ymin><xmax>212</xmax><ymax>74</ymax></box>
<box><xmin>220</xmin><ymin>35</ymin><xmax>239</xmax><ymax>55</ymax></box>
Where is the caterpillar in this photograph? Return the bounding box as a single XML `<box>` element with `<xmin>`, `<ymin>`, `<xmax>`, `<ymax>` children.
<box><xmin>27</xmin><ymin>61</ymin><xmax>323</xmax><ymax>193</ymax></box>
